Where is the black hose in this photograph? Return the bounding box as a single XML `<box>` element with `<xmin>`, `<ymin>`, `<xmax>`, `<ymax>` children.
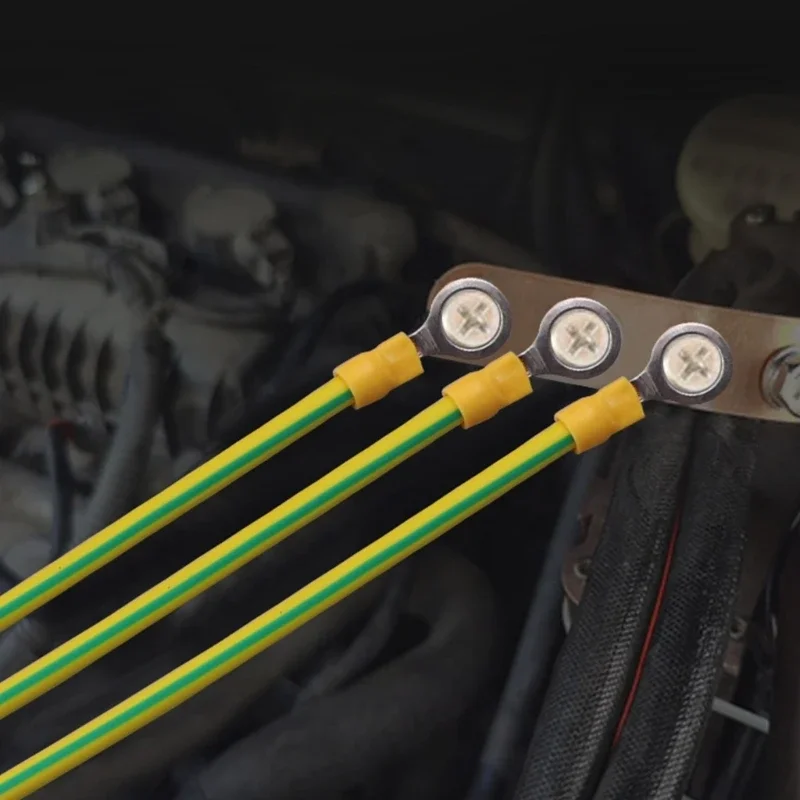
<box><xmin>468</xmin><ymin>447</ymin><xmax>604</xmax><ymax>800</ymax></box>
<box><xmin>73</xmin><ymin>324</ymin><xmax>168</xmax><ymax>546</ymax></box>
<box><xmin>0</xmin><ymin>427</ymin><xmax>76</xmax><ymax>679</ymax></box>
<box><xmin>175</xmin><ymin>550</ymin><xmax>498</xmax><ymax>800</ymax></box>
<box><xmin>513</xmin><ymin>404</ymin><xmax>694</xmax><ymax>800</ymax></box>
<box><xmin>593</xmin><ymin>413</ymin><xmax>757</xmax><ymax>800</ymax></box>
<box><xmin>2</xmin><ymin>577</ymin><xmax>382</xmax><ymax>799</ymax></box>
<box><xmin>764</xmin><ymin>515</ymin><xmax>800</xmax><ymax>800</ymax></box>
<box><xmin>0</xmin><ymin>616</ymin><xmax>49</xmax><ymax>680</ymax></box>
<box><xmin>297</xmin><ymin>560</ymin><xmax>412</xmax><ymax>702</ymax></box>
<box><xmin>44</xmin><ymin>422</ymin><xmax>74</xmax><ymax>560</ymax></box>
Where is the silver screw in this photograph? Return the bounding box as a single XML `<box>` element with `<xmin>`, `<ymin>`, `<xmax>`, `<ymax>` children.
<box><xmin>661</xmin><ymin>332</ymin><xmax>725</xmax><ymax>396</ymax></box>
<box><xmin>439</xmin><ymin>288</ymin><xmax>503</xmax><ymax>351</ymax></box>
<box><xmin>762</xmin><ymin>346</ymin><xmax>800</xmax><ymax>418</ymax></box>
<box><xmin>549</xmin><ymin>308</ymin><xmax>612</xmax><ymax>371</ymax></box>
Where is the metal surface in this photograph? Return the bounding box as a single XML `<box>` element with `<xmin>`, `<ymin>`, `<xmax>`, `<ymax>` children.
<box><xmin>429</xmin><ymin>263</ymin><xmax>800</xmax><ymax>422</ymax></box>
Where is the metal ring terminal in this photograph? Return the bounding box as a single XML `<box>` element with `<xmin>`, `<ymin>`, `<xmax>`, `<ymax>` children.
<box><xmin>412</xmin><ymin>278</ymin><xmax>512</xmax><ymax>360</ymax></box>
<box><xmin>633</xmin><ymin>322</ymin><xmax>733</xmax><ymax>405</ymax></box>
<box><xmin>519</xmin><ymin>298</ymin><xmax>622</xmax><ymax>379</ymax></box>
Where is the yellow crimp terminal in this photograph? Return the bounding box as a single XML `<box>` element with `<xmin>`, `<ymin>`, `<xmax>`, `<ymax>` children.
<box><xmin>442</xmin><ymin>352</ymin><xmax>533</xmax><ymax>429</ymax></box>
<box><xmin>334</xmin><ymin>333</ymin><xmax>424</xmax><ymax>409</ymax></box>
<box><xmin>555</xmin><ymin>377</ymin><xmax>645</xmax><ymax>454</ymax></box>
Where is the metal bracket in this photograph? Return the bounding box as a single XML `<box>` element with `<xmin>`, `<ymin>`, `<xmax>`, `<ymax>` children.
<box><xmin>429</xmin><ymin>263</ymin><xmax>800</xmax><ymax>423</ymax></box>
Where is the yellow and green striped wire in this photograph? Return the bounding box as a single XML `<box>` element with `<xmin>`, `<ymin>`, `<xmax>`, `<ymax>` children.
<box><xmin>0</xmin><ymin>398</ymin><xmax>464</xmax><ymax>719</ymax></box>
<box><xmin>0</xmin><ymin>422</ymin><xmax>575</xmax><ymax>800</ymax></box>
<box><xmin>0</xmin><ymin>378</ymin><xmax>354</xmax><ymax>633</ymax></box>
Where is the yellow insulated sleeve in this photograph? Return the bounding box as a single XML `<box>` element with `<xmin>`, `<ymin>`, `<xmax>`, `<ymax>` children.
<box><xmin>0</xmin><ymin>422</ymin><xmax>576</xmax><ymax>800</ymax></box>
<box><xmin>0</xmin><ymin>332</ymin><xmax>425</xmax><ymax>633</ymax></box>
<box><xmin>0</xmin><ymin>399</ymin><xmax>463</xmax><ymax>720</ymax></box>
<box><xmin>0</xmin><ymin>378</ymin><xmax>353</xmax><ymax>633</ymax></box>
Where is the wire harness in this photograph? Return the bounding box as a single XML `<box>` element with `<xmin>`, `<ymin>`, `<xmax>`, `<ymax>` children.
<box><xmin>0</xmin><ymin>282</ymin><xmax>734</xmax><ymax>799</ymax></box>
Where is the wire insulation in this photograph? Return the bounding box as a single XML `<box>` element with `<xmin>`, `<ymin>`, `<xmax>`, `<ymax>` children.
<box><xmin>0</xmin><ymin>423</ymin><xmax>575</xmax><ymax>799</ymax></box>
<box><xmin>0</xmin><ymin>399</ymin><xmax>462</xmax><ymax>720</ymax></box>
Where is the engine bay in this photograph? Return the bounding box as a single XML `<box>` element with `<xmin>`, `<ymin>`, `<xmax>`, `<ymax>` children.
<box><xmin>0</xmin><ymin>51</ymin><xmax>799</xmax><ymax>800</ymax></box>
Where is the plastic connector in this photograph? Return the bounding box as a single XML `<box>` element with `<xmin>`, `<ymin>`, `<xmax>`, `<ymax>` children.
<box><xmin>442</xmin><ymin>353</ymin><xmax>533</xmax><ymax>429</ymax></box>
<box><xmin>334</xmin><ymin>333</ymin><xmax>424</xmax><ymax>409</ymax></box>
<box><xmin>555</xmin><ymin>377</ymin><xmax>644</xmax><ymax>453</ymax></box>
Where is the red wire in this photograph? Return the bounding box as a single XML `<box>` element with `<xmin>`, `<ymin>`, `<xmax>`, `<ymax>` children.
<box><xmin>612</xmin><ymin>513</ymin><xmax>681</xmax><ymax>745</ymax></box>
<box><xmin>47</xmin><ymin>418</ymin><xmax>74</xmax><ymax>439</ymax></box>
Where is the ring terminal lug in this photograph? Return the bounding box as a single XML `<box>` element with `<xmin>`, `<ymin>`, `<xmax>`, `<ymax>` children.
<box><xmin>632</xmin><ymin>322</ymin><xmax>733</xmax><ymax>407</ymax></box>
<box><xmin>411</xmin><ymin>278</ymin><xmax>511</xmax><ymax>360</ymax></box>
<box><xmin>519</xmin><ymin>298</ymin><xmax>622</xmax><ymax>380</ymax></box>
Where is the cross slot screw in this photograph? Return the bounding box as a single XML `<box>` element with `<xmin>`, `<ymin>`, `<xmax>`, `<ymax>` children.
<box><xmin>661</xmin><ymin>333</ymin><xmax>724</xmax><ymax>396</ymax></box>
<box><xmin>439</xmin><ymin>288</ymin><xmax>503</xmax><ymax>351</ymax></box>
<box><xmin>549</xmin><ymin>308</ymin><xmax>612</xmax><ymax>371</ymax></box>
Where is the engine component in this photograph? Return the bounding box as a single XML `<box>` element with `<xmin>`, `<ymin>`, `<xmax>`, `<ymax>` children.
<box><xmin>48</xmin><ymin>147</ymin><xmax>139</xmax><ymax>228</ymax></box>
<box><xmin>2</xmin><ymin>111</ymin><xmax>418</xmax><ymax>292</ymax></box>
<box><xmin>677</xmin><ymin>94</ymin><xmax>800</xmax><ymax>262</ymax></box>
<box><xmin>181</xmin><ymin>185</ymin><xmax>293</xmax><ymax>297</ymax></box>
<box><xmin>0</xmin><ymin>268</ymin><xmax>268</xmax><ymax>447</ymax></box>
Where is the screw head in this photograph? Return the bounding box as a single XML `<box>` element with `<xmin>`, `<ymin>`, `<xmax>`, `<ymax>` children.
<box><xmin>549</xmin><ymin>308</ymin><xmax>612</xmax><ymax>371</ymax></box>
<box><xmin>661</xmin><ymin>332</ymin><xmax>725</xmax><ymax>397</ymax></box>
<box><xmin>439</xmin><ymin>288</ymin><xmax>503</xmax><ymax>352</ymax></box>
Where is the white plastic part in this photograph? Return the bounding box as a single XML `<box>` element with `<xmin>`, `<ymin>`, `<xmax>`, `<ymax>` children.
<box><xmin>677</xmin><ymin>94</ymin><xmax>800</xmax><ymax>261</ymax></box>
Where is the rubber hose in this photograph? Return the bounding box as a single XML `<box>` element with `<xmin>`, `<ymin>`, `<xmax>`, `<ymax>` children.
<box><xmin>297</xmin><ymin>560</ymin><xmax>412</xmax><ymax>702</ymax></box>
<box><xmin>73</xmin><ymin>324</ymin><xmax>168</xmax><ymax>546</ymax></box>
<box><xmin>593</xmin><ymin>413</ymin><xmax>757</xmax><ymax>800</ymax></box>
<box><xmin>4</xmin><ymin>579</ymin><xmax>381</xmax><ymax>800</ymax></box>
<box><xmin>0</xmin><ymin>616</ymin><xmax>49</xmax><ymax>680</ymax></box>
<box><xmin>513</xmin><ymin>404</ymin><xmax>695</xmax><ymax>800</ymax></box>
<box><xmin>45</xmin><ymin>423</ymin><xmax>74</xmax><ymax>560</ymax></box>
<box><xmin>175</xmin><ymin>549</ymin><xmax>498</xmax><ymax>800</ymax></box>
<box><xmin>468</xmin><ymin>447</ymin><xmax>604</xmax><ymax>800</ymax></box>
<box><xmin>764</xmin><ymin>526</ymin><xmax>800</xmax><ymax>799</ymax></box>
